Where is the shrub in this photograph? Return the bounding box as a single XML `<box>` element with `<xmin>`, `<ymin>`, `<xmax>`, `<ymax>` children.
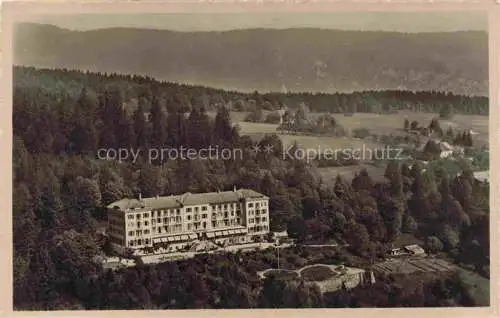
<box><xmin>265</xmin><ymin>111</ymin><xmax>282</xmax><ymax>124</ymax></box>
<box><xmin>352</xmin><ymin>128</ymin><xmax>371</xmax><ymax>139</ymax></box>
<box><xmin>426</xmin><ymin>236</ymin><xmax>444</xmax><ymax>254</ymax></box>
<box><xmin>244</xmin><ymin>107</ymin><xmax>264</xmax><ymax>122</ymax></box>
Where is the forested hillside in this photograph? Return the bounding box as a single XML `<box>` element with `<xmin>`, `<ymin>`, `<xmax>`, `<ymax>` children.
<box><xmin>14</xmin><ymin>23</ymin><xmax>488</xmax><ymax>95</ymax></box>
<box><xmin>13</xmin><ymin>67</ymin><xmax>489</xmax><ymax>309</ymax></box>
<box><xmin>15</xmin><ymin>66</ymin><xmax>488</xmax><ymax>117</ymax></box>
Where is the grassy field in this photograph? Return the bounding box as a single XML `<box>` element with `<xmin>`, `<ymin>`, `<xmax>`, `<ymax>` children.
<box><xmin>208</xmin><ymin>110</ymin><xmax>488</xmax><ymax>182</ymax></box>
<box><xmin>219</xmin><ymin>111</ymin><xmax>489</xmax><ymax>146</ymax></box>
<box><xmin>225</xmin><ymin>111</ymin><xmax>388</xmax><ymax>151</ymax></box>
<box><xmin>217</xmin><ymin>110</ymin><xmax>487</xmax><ymax>134</ymax></box>
<box><xmin>333</xmin><ymin>112</ymin><xmax>488</xmax><ymax>141</ymax></box>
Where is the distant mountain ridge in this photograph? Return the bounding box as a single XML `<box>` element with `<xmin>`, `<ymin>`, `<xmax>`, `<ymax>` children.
<box><xmin>14</xmin><ymin>23</ymin><xmax>488</xmax><ymax>96</ymax></box>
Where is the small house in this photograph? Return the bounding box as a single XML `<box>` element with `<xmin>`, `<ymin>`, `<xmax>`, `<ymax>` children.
<box><xmin>439</xmin><ymin>142</ymin><xmax>454</xmax><ymax>158</ymax></box>
<box><xmin>388</xmin><ymin>248</ymin><xmax>406</xmax><ymax>257</ymax></box>
<box><xmin>404</xmin><ymin>244</ymin><xmax>426</xmax><ymax>256</ymax></box>
<box><xmin>273</xmin><ymin>230</ymin><xmax>289</xmax><ymax>239</ymax></box>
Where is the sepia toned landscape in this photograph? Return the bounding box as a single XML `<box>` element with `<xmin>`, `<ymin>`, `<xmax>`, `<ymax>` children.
<box><xmin>11</xmin><ymin>11</ymin><xmax>490</xmax><ymax>310</ymax></box>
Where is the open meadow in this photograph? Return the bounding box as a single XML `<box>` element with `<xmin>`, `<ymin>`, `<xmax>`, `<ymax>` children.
<box><xmin>213</xmin><ymin>111</ymin><xmax>488</xmax><ymax>183</ymax></box>
<box><xmin>222</xmin><ymin>111</ymin><xmax>489</xmax><ymax>144</ymax></box>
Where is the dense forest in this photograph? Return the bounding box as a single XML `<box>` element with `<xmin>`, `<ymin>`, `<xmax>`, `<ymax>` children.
<box><xmin>13</xmin><ymin>67</ymin><xmax>489</xmax><ymax>309</ymax></box>
<box><xmin>15</xmin><ymin>23</ymin><xmax>488</xmax><ymax>95</ymax></box>
<box><xmin>15</xmin><ymin>66</ymin><xmax>488</xmax><ymax>115</ymax></box>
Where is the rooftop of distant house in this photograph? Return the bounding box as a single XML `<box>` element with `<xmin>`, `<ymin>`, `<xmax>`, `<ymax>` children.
<box><xmin>108</xmin><ymin>188</ymin><xmax>268</xmax><ymax>211</ymax></box>
<box><xmin>439</xmin><ymin>142</ymin><xmax>453</xmax><ymax>151</ymax></box>
<box><xmin>473</xmin><ymin>170</ymin><xmax>489</xmax><ymax>182</ymax></box>
<box><xmin>404</xmin><ymin>244</ymin><xmax>426</xmax><ymax>254</ymax></box>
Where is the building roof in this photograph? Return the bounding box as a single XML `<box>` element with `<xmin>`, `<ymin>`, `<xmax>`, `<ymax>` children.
<box><xmin>107</xmin><ymin>189</ymin><xmax>268</xmax><ymax>211</ymax></box>
<box><xmin>273</xmin><ymin>230</ymin><xmax>289</xmax><ymax>237</ymax></box>
<box><xmin>473</xmin><ymin>170</ymin><xmax>489</xmax><ymax>182</ymax></box>
<box><xmin>404</xmin><ymin>244</ymin><xmax>425</xmax><ymax>253</ymax></box>
<box><xmin>440</xmin><ymin>142</ymin><xmax>453</xmax><ymax>151</ymax></box>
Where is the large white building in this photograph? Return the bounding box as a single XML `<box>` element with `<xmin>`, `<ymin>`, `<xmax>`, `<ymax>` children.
<box><xmin>107</xmin><ymin>188</ymin><xmax>270</xmax><ymax>254</ymax></box>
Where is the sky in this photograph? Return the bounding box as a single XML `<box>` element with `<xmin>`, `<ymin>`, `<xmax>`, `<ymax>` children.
<box><xmin>25</xmin><ymin>11</ymin><xmax>488</xmax><ymax>33</ymax></box>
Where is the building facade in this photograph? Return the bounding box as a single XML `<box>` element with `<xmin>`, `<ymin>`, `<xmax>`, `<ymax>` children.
<box><xmin>107</xmin><ymin>188</ymin><xmax>270</xmax><ymax>254</ymax></box>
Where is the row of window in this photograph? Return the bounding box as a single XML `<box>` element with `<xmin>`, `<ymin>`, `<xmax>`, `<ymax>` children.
<box><xmin>126</xmin><ymin>217</ymin><xmax>259</xmax><ymax>234</ymax></box>
<box><xmin>127</xmin><ymin>212</ymin><xmax>150</xmax><ymax>219</ymax></box>
<box><xmin>248</xmin><ymin>217</ymin><xmax>267</xmax><ymax>224</ymax></box>
<box><xmin>212</xmin><ymin>211</ymin><xmax>240</xmax><ymax>219</ymax></box>
<box><xmin>128</xmin><ymin>238</ymin><xmax>151</xmax><ymax>247</ymax></box>
<box><xmin>129</xmin><ymin>221</ymin><xmax>151</xmax><ymax>228</ymax></box>
<box><xmin>121</xmin><ymin>212</ymin><xmax>267</xmax><ymax>229</ymax></box>
<box><xmin>126</xmin><ymin>209</ymin><xmax>181</xmax><ymax>220</ymax></box>
<box><xmin>187</xmin><ymin>222</ymin><xmax>207</xmax><ymax>231</ymax></box>
<box><xmin>248</xmin><ymin>201</ymin><xmax>267</xmax><ymax>208</ymax></box>
<box><xmin>127</xmin><ymin>219</ymin><xmax>243</xmax><ymax>234</ymax></box>
<box><xmin>248</xmin><ymin>225</ymin><xmax>269</xmax><ymax>233</ymax></box>
<box><xmin>255</xmin><ymin>209</ymin><xmax>268</xmax><ymax>216</ymax></box>
<box><xmin>127</xmin><ymin>214</ymin><xmax>247</xmax><ymax>229</ymax></box>
<box><xmin>211</xmin><ymin>203</ymin><xmax>241</xmax><ymax>211</ymax></box>
<box><xmin>212</xmin><ymin>219</ymin><xmax>240</xmax><ymax>227</ymax></box>
<box><xmin>151</xmin><ymin>217</ymin><xmax>182</xmax><ymax>224</ymax></box>
<box><xmin>187</xmin><ymin>214</ymin><xmax>208</xmax><ymax>221</ymax></box>
<box><xmin>128</xmin><ymin>217</ymin><xmax>184</xmax><ymax>228</ymax></box>
<box><xmin>154</xmin><ymin>225</ymin><xmax>183</xmax><ymax>234</ymax></box>
<box><xmin>186</xmin><ymin>206</ymin><xmax>208</xmax><ymax>213</ymax></box>
<box><xmin>127</xmin><ymin>224</ymin><xmax>185</xmax><ymax>236</ymax></box>
<box><xmin>156</xmin><ymin>225</ymin><xmax>182</xmax><ymax>234</ymax></box>
<box><xmin>152</xmin><ymin>209</ymin><xmax>180</xmax><ymax>217</ymax></box>
<box><xmin>128</xmin><ymin>229</ymin><xmax>151</xmax><ymax>236</ymax></box>
<box><xmin>247</xmin><ymin>209</ymin><xmax>268</xmax><ymax>216</ymax></box>
<box><xmin>124</xmin><ymin>202</ymin><xmax>268</xmax><ymax>221</ymax></box>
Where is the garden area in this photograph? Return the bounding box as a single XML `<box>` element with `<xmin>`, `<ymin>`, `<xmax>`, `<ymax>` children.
<box><xmin>301</xmin><ymin>265</ymin><xmax>337</xmax><ymax>281</ymax></box>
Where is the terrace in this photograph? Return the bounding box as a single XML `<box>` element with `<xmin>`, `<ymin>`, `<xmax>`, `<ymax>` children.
<box><xmin>257</xmin><ymin>264</ymin><xmax>370</xmax><ymax>293</ymax></box>
<box><xmin>373</xmin><ymin>257</ymin><xmax>455</xmax><ymax>275</ymax></box>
